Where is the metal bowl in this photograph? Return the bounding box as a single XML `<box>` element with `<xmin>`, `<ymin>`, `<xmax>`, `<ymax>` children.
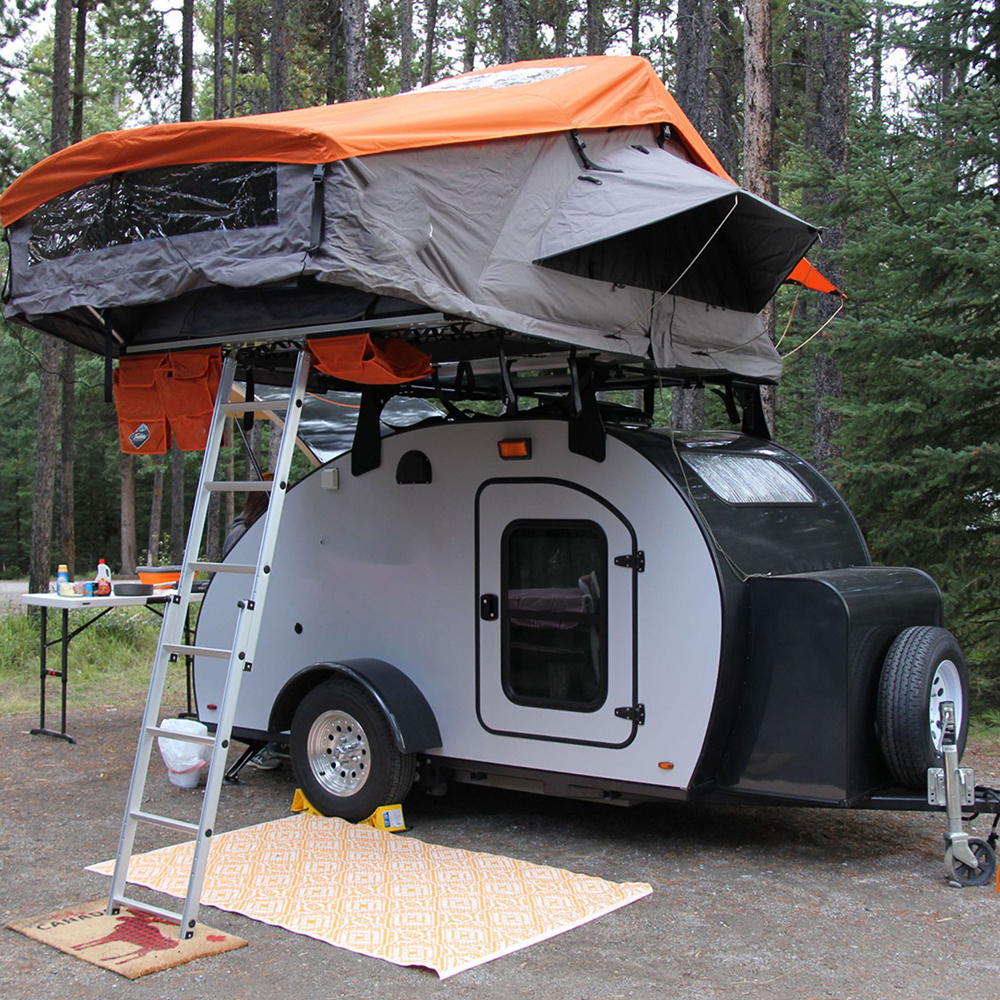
<box><xmin>113</xmin><ymin>582</ymin><xmax>154</xmax><ymax>597</ymax></box>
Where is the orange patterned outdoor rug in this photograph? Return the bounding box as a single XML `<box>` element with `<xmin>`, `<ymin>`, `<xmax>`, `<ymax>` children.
<box><xmin>88</xmin><ymin>813</ymin><xmax>652</xmax><ymax>978</ymax></box>
<box><xmin>6</xmin><ymin>900</ymin><xmax>247</xmax><ymax>979</ymax></box>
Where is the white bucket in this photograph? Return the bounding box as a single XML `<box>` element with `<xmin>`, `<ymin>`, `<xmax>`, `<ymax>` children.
<box><xmin>157</xmin><ymin>718</ymin><xmax>212</xmax><ymax>788</ymax></box>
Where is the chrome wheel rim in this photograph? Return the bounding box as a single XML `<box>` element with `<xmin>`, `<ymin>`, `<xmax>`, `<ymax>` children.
<box><xmin>307</xmin><ymin>709</ymin><xmax>370</xmax><ymax>796</ymax></box>
<box><xmin>929</xmin><ymin>659</ymin><xmax>963</xmax><ymax>752</ymax></box>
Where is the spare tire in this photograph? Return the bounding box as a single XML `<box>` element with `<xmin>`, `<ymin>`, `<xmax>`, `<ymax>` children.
<box><xmin>876</xmin><ymin>626</ymin><xmax>969</xmax><ymax>789</ymax></box>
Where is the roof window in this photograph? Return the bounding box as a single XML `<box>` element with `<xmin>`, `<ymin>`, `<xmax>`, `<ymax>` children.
<box><xmin>683</xmin><ymin>453</ymin><xmax>815</xmax><ymax>504</ymax></box>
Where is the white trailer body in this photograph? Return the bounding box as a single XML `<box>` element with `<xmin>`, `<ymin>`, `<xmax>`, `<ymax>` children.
<box><xmin>193</xmin><ymin>414</ymin><xmax>956</xmax><ymax>818</ymax></box>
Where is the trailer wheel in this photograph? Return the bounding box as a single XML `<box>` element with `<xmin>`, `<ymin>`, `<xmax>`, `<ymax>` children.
<box><xmin>944</xmin><ymin>837</ymin><xmax>996</xmax><ymax>888</ymax></box>
<box><xmin>876</xmin><ymin>626</ymin><xmax>969</xmax><ymax>789</ymax></box>
<box><xmin>290</xmin><ymin>678</ymin><xmax>415</xmax><ymax>821</ymax></box>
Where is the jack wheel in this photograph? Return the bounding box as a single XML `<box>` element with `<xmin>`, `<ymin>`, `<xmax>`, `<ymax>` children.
<box><xmin>944</xmin><ymin>837</ymin><xmax>997</xmax><ymax>887</ymax></box>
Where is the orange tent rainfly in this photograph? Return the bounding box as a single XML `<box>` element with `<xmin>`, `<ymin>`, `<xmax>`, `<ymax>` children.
<box><xmin>1</xmin><ymin>55</ymin><xmax>839</xmax><ymax>388</ymax></box>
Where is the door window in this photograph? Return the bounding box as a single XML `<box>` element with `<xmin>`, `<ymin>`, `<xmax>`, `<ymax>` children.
<box><xmin>501</xmin><ymin>521</ymin><xmax>607</xmax><ymax>711</ymax></box>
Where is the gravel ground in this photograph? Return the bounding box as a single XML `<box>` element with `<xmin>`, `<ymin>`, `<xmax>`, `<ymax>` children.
<box><xmin>2</xmin><ymin>706</ymin><xmax>999</xmax><ymax>1000</ymax></box>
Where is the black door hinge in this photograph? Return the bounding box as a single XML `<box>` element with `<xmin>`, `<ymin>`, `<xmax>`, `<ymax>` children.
<box><xmin>614</xmin><ymin>551</ymin><xmax>645</xmax><ymax>572</ymax></box>
<box><xmin>615</xmin><ymin>704</ymin><xmax>645</xmax><ymax>725</ymax></box>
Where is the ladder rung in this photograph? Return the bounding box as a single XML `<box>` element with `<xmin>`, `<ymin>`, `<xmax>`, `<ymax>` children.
<box><xmin>164</xmin><ymin>643</ymin><xmax>232</xmax><ymax>659</ymax></box>
<box><xmin>189</xmin><ymin>561</ymin><xmax>256</xmax><ymax>575</ymax></box>
<box><xmin>130</xmin><ymin>809</ymin><xmax>200</xmax><ymax>835</ymax></box>
<box><xmin>111</xmin><ymin>895</ymin><xmax>182</xmax><ymax>925</ymax></box>
<box><xmin>219</xmin><ymin>400</ymin><xmax>290</xmax><ymax>414</ymax></box>
<box><xmin>146</xmin><ymin>726</ymin><xmax>217</xmax><ymax>747</ymax></box>
<box><xmin>206</xmin><ymin>480</ymin><xmax>274</xmax><ymax>492</ymax></box>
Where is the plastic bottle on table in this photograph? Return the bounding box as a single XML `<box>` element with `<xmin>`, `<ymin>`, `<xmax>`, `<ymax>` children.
<box><xmin>95</xmin><ymin>558</ymin><xmax>113</xmax><ymax>596</ymax></box>
<box><xmin>56</xmin><ymin>564</ymin><xmax>72</xmax><ymax>596</ymax></box>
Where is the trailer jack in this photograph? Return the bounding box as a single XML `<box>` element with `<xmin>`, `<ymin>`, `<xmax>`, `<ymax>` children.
<box><xmin>930</xmin><ymin>702</ymin><xmax>998</xmax><ymax>887</ymax></box>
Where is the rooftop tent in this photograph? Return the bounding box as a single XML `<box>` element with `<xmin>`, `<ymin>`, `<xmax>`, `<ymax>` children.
<box><xmin>0</xmin><ymin>56</ymin><xmax>836</xmax><ymax>384</ymax></box>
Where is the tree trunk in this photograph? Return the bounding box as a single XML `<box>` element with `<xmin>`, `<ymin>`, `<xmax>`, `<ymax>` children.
<box><xmin>120</xmin><ymin>454</ymin><xmax>136</xmax><ymax>575</ymax></box>
<box><xmin>713</xmin><ymin>2</ymin><xmax>741</xmax><ymax>177</ymax></box>
<box><xmin>180</xmin><ymin>0</ymin><xmax>195</xmax><ymax>121</ymax></box>
<box><xmin>71</xmin><ymin>0</ymin><xmax>87</xmax><ymax>145</ymax></box>
<box><xmin>267</xmin><ymin>420</ymin><xmax>283</xmax><ymax>474</ymax></box>
<box><xmin>214</xmin><ymin>0</ymin><xmax>226</xmax><ymax>116</ymax></box>
<box><xmin>230</xmin><ymin>6</ymin><xmax>239</xmax><ymax>116</ymax></box>
<box><xmin>421</xmin><ymin>0</ymin><xmax>438</xmax><ymax>87</ymax></box>
<box><xmin>586</xmin><ymin>0</ymin><xmax>603</xmax><ymax>55</ymax></box>
<box><xmin>326</xmin><ymin>0</ymin><xmax>341</xmax><ymax>103</ymax></box>
<box><xmin>225</xmin><ymin>417</ymin><xmax>235</xmax><ymax>536</ymax></box>
<box><xmin>29</xmin><ymin>337</ymin><xmax>62</xmax><ymax>595</ymax></box>
<box><xmin>461</xmin><ymin>0</ymin><xmax>477</xmax><ymax>70</ymax></box>
<box><xmin>675</xmin><ymin>0</ymin><xmax>711</xmax><ymax>131</ymax></box>
<box><xmin>147</xmin><ymin>465</ymin><xmax>164</xmax><ymax>564</ymax></box>
<box><xmin>59</xmin><ymin>346</ymin><xmax>76</xmax><ymax>575</ymax></box>
<box><xmin>50</xmin><ymin>0</ymin><xmax>72</xmax><ymax>155</ymax></box>
<box><xmin>552</xmin><ymin>0</ymin><xmax>567</xmax><ymax>57</ymax></box>
<box><xmin>343</xmin><ymin>0</ymin><xmax>367</xmax><ymax>100</ymax></box>
<box><xmin>743</xmin><ymin>0</ymin><xmax>776</xmax><ymax>436</ymax></box>
<box><xmin>249</xmin><ymin>422</ymin><xmax>263</xmax><ymax>479</ymax></box>
<box><xmin>399</xmin><ymin>0</ymin><xmax>412</xmax><ymax>90</ymax></box>
<box><xmin>871</xmin><ymin>2</ymin><xmax>882</xmax><ymax>119</ymax></box>
<box><xmin>170</xmin><ymin>443</ymin><xmax>185</xmax><ymax>564</ymax></box>
<box><xmin>207</xmin><ymin>491</ymin><xmax>221</xmax><ymax>560</ymax></box>
<box><xmin>671</xmin><ymin>0</ymin><xmax>713</xmax><ymax>431</ymax></box>
<box><xmin>30</xmin><ymin>0</ymin><xmax>72</xmax><ymax>595</ymax></box>
<box><xmin>500</xmin><ymin>0</ymin><xmax>520</xmax><ymax>62</ymax></box>
<box><xmin>269</xmin><ymin>0</ymin><xmax>288</xmax><ymax>111</ymax></box>
<box><xmin>812</xmin><ymin>0</ymin><xmax>849</xmax><ymax>471</ymax></box>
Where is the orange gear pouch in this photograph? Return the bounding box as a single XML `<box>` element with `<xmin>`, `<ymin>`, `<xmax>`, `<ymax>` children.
<box><xmin>155</xmin><ymin>348</ymin><xmax>223</xmax><ymax>451</ymax></box>
<box><xmin>308</xmin><ymin>334</ymin><xmax>431</xmax><ymax>385</ymax></box>
<box><xmin>113</xmin><ymin>355</ymin><xmax>171</xmax><ymax>455</ymax></box>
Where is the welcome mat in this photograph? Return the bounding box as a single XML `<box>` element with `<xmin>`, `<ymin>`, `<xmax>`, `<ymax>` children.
<box><xmin>88</xmin><ymin>813</ymin><xmax>651</xmax><ymax>978</ymax></box>
<box><xmin>6</xmin><ymin>900</ymin><xmax>247</xmax><ymax>979</ymax></box>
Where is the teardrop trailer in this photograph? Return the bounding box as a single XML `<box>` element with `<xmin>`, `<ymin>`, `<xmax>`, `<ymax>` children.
<box><xmin>4</xmin><ymin>57</ymin><xmax>999</xmax><ymax>935</ymax></box>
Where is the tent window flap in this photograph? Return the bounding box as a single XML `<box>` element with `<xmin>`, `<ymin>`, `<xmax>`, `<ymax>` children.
<box><xmin>27</xmin><ymin>162</ymin><xmax>278</xmax><ymax>266</ymax></box>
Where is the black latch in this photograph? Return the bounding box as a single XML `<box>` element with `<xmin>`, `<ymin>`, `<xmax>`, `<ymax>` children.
<box><xmin>615</xmin><ymin>704</ymin><xmax>645</xmax><ymax>725</ymax></box>
<box><xmin>614</xmin><ymin>551</ymin><xmax>645</xmax><ymax>572</ymax></box>
<box><xmin>480</xmin><ymin>594</ymin><xmax>499</xmax><ymax>621</ymax></box>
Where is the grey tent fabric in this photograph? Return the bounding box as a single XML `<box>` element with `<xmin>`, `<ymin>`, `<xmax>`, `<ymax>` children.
<box><xmin>535</xmin><ymin>145</ymin><xmax>817</xmax><ymax>313</ymax></box>
<box><xmin>4</xmin><ymin>126</ymin><xmax>817</xmax><ymax>382</ymax></box>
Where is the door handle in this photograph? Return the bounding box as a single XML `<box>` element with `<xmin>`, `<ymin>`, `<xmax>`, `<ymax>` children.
<box><xmin>480</xmin><ymin>594</ymin><xmax>499</xmax><ymax>621</ymax></box>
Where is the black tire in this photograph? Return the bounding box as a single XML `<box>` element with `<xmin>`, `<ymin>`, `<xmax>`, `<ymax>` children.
<box><xmin>876</xmin><ymin>626</ymin><xmax>969</xmax><ymax>789</ymax></box>
<box><xmin>945</xmin><ymin>837</ymin><xmax>997</xmax><ymax>888</ymax></box>
<box><xmin>290</xmin><ymin>678</ymin><xmax>415</xmax><ymax>821</ymax></box>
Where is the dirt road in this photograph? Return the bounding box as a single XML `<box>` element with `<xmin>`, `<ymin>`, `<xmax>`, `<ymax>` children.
<box><xmin>2</xmin><ymin>707</ymin><xmax>998</xmax><ymax>1000</ymax></box>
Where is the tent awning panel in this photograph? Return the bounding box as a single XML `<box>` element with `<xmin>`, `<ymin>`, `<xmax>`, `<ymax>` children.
<box><xmin>535</xmin><ymin>146</ymin><xmax>818</xmax><ymax>314</ymax></box>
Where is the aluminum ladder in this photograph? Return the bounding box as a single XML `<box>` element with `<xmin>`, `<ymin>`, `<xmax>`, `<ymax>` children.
<box><xmin>107</xmin><ymin>349</ymin><xmax>311</xmax><ymax>939</ymax></box>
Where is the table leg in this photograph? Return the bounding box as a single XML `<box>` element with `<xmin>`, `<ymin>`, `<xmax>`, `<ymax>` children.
<box><xmin>31</xmin><ymin>604</ymin><xmax>75</xmax><ymax>743</ymax></box>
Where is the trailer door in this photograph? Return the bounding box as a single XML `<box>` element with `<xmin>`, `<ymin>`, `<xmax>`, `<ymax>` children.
<box><xmin>476</xmin><ymin>479</ymin><xmax>639</xmax><ymax>748</ymax></box>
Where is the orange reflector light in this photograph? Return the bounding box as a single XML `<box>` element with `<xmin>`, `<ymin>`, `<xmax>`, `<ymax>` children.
<box><xmin>498</xmin><ymin>438</ymin><xmax>532</xmax><ymax>460</ymax></box>
<box><xmin>658</xmin><ymin>761</ymin><xmax>674</xmax><ymax>770</ymax></box>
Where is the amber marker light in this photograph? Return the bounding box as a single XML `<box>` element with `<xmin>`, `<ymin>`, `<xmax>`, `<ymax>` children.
<box><xmin>498</xmin><ymin>438</ymin><xmax>532</xmax><ymax>460</ymax></box>
<box><xmin>658</xmin><ymin>761</ymin><xmax>674</xmax><ymax>770</ymax></box>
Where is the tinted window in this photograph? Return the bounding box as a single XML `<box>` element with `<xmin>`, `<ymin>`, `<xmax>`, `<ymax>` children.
<box><xmin>502</xmin><ymin>521</ymin><xmax>607</xmax><ymax>711</ymax></box>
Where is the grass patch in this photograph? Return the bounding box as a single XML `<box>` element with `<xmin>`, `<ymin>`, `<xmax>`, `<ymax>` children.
<box><xmin>0</xmin><ymin>607</ymin><xmax>187</xmax><ymax>716</ymax></box>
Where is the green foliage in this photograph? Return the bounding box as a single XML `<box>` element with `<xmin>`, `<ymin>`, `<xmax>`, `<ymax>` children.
<box><xmin>0</xmin><ymin>608</ymin><xmax>176</xmax><ymax>715</ymax></box>
<box><xmin>777</xmin><ymin>0</ymin><xmax>1000</xmax><ymax>693</ymax></box>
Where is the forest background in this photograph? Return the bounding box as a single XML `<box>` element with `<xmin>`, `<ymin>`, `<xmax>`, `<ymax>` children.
<box><xmin>0</xmin><ymin>0</ymin><xmax>998</xmax><ymax>699</ymax></box>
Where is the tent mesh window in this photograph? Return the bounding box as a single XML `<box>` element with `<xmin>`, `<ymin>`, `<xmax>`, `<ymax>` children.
<box><xmin>26</xmin><ymin>162</ymin><xmax>278</xmax><ymax>265</ymax></box>
<box><xmin>683</xmin><ymin>453</ymin><xmax>815</xmax><ymax>504</ymax></box>
<box><xmin>501</xmin><ymin>520</ymin><xmax>607</xmax><ymax>712</ymax></box>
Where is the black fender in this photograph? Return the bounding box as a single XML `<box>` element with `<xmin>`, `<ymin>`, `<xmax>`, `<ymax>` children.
<box><xmin>269</xmin><ymin>658</ymin><xmax>442</xmax><ymax>753</ymax></box>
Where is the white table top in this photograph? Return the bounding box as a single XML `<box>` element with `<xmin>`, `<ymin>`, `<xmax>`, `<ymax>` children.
<box><xmin>21</xmin><ymin>590</ymin><xmax>201</xmax><ymax>610</ymax></box>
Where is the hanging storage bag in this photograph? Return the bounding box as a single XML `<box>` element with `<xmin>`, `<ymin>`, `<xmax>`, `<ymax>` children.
<box><xmin>113</xmin><ymin>354</ymin><xmax>171</xmax><ymax>454</ymax></box>
<box><xmin>156</xmin><ymin>348</ymin><xmax>222</xmax><ymax>451</ymax></box>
